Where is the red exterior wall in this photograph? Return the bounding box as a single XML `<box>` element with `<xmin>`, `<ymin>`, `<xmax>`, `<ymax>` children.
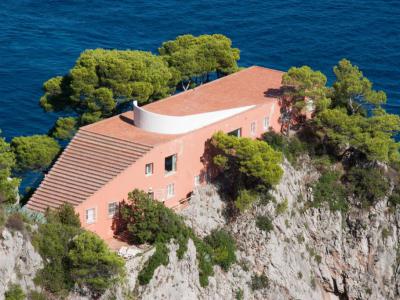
<box><xmin>75</xmin><ymin>100</ymin><xmax>280</xmax><ymax>239</ymax></box>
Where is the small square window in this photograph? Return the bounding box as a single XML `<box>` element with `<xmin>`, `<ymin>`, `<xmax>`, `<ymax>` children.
<box><xmin>145</xmin><ymin>163</ymin><xmax>153</xmax><ymax>175</ymax></box>
<box><xmin>108</xmin><ymin>202</ymin><xmax>117</xmax><ymax>217</ymax></box>
<box><xmin>86</xmin><ymin>208</ymin><xmax>96</xmax><ymax>224</ymax></box>
<box><xmin>263</xmin><ymin>117</ymin><xmax>269</xmax><ymax>130</ymax></box>
<box><xmin>167</xmin><ymin>183</ymin><xmax>175</xmax><ymax>198</ymax></box>
<box><xmin>165</xmin><ymin>154</ymin><xmax>177</xmax><ymax>173</ymax></box>
<box><xmin>250</xmin><ymin>122</ymin><xmax>256</xmax><ymax>135</ymax></box>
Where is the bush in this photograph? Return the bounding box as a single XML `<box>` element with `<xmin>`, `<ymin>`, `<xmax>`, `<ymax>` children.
<box><xmin>263</xmin><ymin>132</ymin><xmax>307</xmax><ymax>167</ymax></box>
<box><xmin>235</xmin><ymin>189</ymin><xmax>257</xmax><ymax>212</ymax></box>
<box><xmin>256</xmin><ymin>216</ymin><xmax>273</xmax><ymax>232</ymax></box>
<box><xmin>389</xmin><ymin>185</ymin><xmax>400</xmax><ymax>207</ymax></box>
<box><xmin>313</xmin><ymin>171</ymin><xmax>348</xmax><ymax>212</ymax></box>
<box><xmin>33</xmin><ymin>222</ymin><xmax>80</xmax><ymax>294</ymax></box>
<box><xmin>33</xmin><ymin>205</ymin><xmax>82</xmax><ymax>295</ymax></box>
<box><xmin>193</xmin><ymin>236</ymin><xmax>214</xmax><ymax>287</ymax></box>
<box><xmin>11</xmin><ymin>135</ymin><xmax>60</xmax><ymax>171</ymax></box>
<box><xmin>0</xmin><ymin>205</ymin><xmax>5</xmax><ymax>229</ymax></box>
<box><xmin>346</xmin><ymin>167</ymin><xmax>390</xmax><ymax>207</ymax></box>
<box><xmin>204</xmin><ymin>229</ymin><xmax>236</xmax><ymax>271</ymax></box>
<box><xmin>138</xmin><ymin>242</ymin><xmax>169</xmax><ymax>285</ymax></box>
<box><xmin>5</xmin><ymin>284</ymin><xmax>25</xmax><ymax>300</ymax></box>
<box><xmin>211</xmin><ymin>131</ymin><xmax>283</xmax><ymax>191</ymax></box>
<box><xmin>119</xmin><ymin>189</ymin><xmax>214</xmax><ymax>286</ymax></box>
<box><xmin>250</xmin><ymin>273</ymin><xmax>269</xmax><ymax>291</ymax></box>
<box><xmin>276</xmin><ymin>198</ymin><xmax>289</xmax><ymax>215</ymax></box>
<box><xmin>67</xmin><ymin>231</ymin><xmax>125</xmax><ymax>296</ymax></box>
<box><xmin>6</xmin><ymin>213</ymin><xmax>25</xmax><ymax>232</ymax></box>
<box><xmin>46</xmin><ymin>203</ymin><xmax>81</xmax><ymax>228</ymax></box>
<box><xmin>28</xmin><ymin>291</ymin><xmax>47</xmax><ymax>300</ymax></box>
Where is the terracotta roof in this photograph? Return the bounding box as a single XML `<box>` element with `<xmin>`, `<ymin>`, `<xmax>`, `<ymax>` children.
<box><xmin>145</xmin><ymin>66</ymin><xmax>284</xmax><ymax>116</ymax></box>
<box><xmin>26</xmin><ymin>130</ymin><xmax>153</xmax><ymax>212</ymax></box>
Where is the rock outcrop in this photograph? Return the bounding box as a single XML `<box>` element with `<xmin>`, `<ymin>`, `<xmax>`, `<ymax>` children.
<box><xmin>2</xmin><ymin>159</ymin><xmax>399</xmax><ymax>300</ymax></box>
<box><xmin>123</xmin><ymin>159</ymin><xmax>400</xmax><ymax>300</ymax></box>
<box><xmin>0</xmin><ymin>228</ymin><xmax>43</xmax><ymax>300</ymax></box>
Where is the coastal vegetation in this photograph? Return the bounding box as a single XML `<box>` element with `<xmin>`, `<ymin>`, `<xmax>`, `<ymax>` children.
<box><xmin>117</xmin><ymin>189</ymin><xmax>236</xmax><ymax>286</ymax></box>
<box><xmin>33</xmin><ymin>204</ymin><xmax>124</xmax><ymax>297</ymax></box>
<box><xmin>11</xmin><ymin>135</ymin><xmax>60</xmax><ymax>172</ymax></box>
<box><xmin>276</xmin><ymin>59</ymin><xmax>400</xmax><ymax>213</ymax></box>
<box><xmin>210</xmin><ymin>131</ymin><xmax>283</xmax><ymax>213</ymax></box>
<box><xmin>0</xmin><ymin>132</ymin><xmax>20</xmax><ymax>205</ymax></box>
<box><xmin>39</xmin><ymin>34</ymin><xmax>240</xmax><ymax>140</ymax></box>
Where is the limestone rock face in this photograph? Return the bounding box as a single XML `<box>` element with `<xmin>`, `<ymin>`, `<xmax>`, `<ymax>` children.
<box><xmin>0</xmin><ymin>228</ymin><xmax>42</xmax><ymax>300</ymax></box>
<box><xmin>125</xmin><ymin>159</ymin><xmax>400</xmax><ymax>300</ymax></box>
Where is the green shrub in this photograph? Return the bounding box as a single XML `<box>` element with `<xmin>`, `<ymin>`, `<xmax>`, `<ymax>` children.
<box><xmin>67</xmin><ymin>231</ymin><xmax>125</xmax><ymax>295</ymax></box>
<box><xmin>256</xmin><ymin>215</ymin><xmax>273</xmax><ymax>232</ymax></box>
<box><xmin>276</xmin><ymin>198</ymin><xmax>288</xmax><ymax>215</ymax></box>
<box><xmin>0</xmin><ymin>205</ymin><xmax>6</xmax><ymax>229</ymax></box>
<box><xmin>263</xmin><ymin>132</ymin><xmax>307</xmax><ymax>167</ymax></box>
<box><xmin>204</xmin><ymin>229</ymin><xmax>236</xmax><ymax>271</ymax></box>
<box><xmin>6</xmin><ymin>213</ymin><xmax>25</xmax><ymax>232</ymax></box>
<box><xmin>46</xmin><ymin>203</ymin><xmax>81</xmax><ymax>228</ymax></box>
<box><xmin>250</xmin><ymin>273</ymin><xmax>269</xmax><ymax>291</ymax></box>
<box><xmin>313</xmin><ymin>171</ymin><xmax>348</xmax><ymax>212</ymax></box>
<box><xmin>389</xmin><ymin>186</ymin><xmax>400</xmax><ymax>207</ymax></box>
<box><xmin>138</xmin><ymin>242</ymin><xmax>169</xmax><ymax>285</ymax></box>
<box><xmin>5</xmin><ymin>284</ymin><xmax>25</xmax><ymax>300</ymax></box>
<box><xmin>235</xmin><ymin>289</ymin><xmax>244</xmax><ymax>300</ymax></box>
<box><xmin>28</xmin><ymin>291</ymin><xmax>47</xmax><ymax>300</ymax></box>
<box><xmin>258</xmin><ymin>191</ymin><xmax>275</xmax><ymax>206</ymax></box>
<box><xmin>235</xmin><ymin>189</ymin><xmax>257</xmax><ymax>212</ymax></box>
<box><xmin>11</xmin><ymin>135</ymin><xmax>60</xmax><ymax>171</ymax></box>
<box><xmin>119</xmin><ymin>189</ymin><xmax>215</xmax><ymax>286</ymax></box>
<box><xmin>193</xmin><ymin>236</ymin><xmax>214</xmax><ymax>287</ymax></box>
<box><xmin>346</xmin><ymin>167</ymin><xmax>390</xmax><ymax>207</ymax></box>
<box><xmin>33</xmin><ymin>221</ymin><xmax>80</xmax><ymax>294</ymax></box>
<box><xmin>33</xmin><ymin>204</ymin><xmax>82</xmax><ymax>295</ymax></box>
<box><xmin>211</xmin><ymin>131</ymin><xmax>283</xmax><ymax>191</ymax></box>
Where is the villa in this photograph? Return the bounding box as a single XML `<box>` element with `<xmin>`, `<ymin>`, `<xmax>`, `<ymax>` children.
<box><xmin>26</xmin><ymin>66</ymin><xmax>284</xmax><ymax>239</ymax></box>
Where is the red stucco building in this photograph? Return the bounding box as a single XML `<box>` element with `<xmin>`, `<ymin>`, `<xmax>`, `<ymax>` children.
<box><xmin>26</xmin><ymin>66</ymin><xmax>284</xmax><ymax>239</ymax></box>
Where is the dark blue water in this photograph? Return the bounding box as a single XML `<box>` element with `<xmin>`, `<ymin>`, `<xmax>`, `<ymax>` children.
<box><xmin>0</xmin><ymin>0</ymin><xmax>399</xmax><ymax>137</ymax></box>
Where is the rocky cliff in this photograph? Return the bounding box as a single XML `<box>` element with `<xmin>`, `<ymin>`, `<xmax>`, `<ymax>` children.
<box><xmin>1</xmin><ymin>159</ymin><xmax>399</xmax><ymax>300</ymax></box>
<box><xmin>119</xmin><ymin>159</ymin><xmax>399</xmax><ymax>300</ymax></box>
<box><xmin>0</xmin><ymin>228</ymin><xmax>42</xmax><ymax>300</ymax></box>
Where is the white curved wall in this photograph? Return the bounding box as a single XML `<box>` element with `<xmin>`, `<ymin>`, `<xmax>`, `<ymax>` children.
<box><xmin>133</xmin><ymin>101</ymin><xmax>256</xmax><ymax>135</ymax></box>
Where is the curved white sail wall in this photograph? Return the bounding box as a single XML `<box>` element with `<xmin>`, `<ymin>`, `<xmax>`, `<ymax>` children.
<box><xmin>133</xmin><ymin>101</ymin><xmax>256</xmax><ymax>134</ymax></box>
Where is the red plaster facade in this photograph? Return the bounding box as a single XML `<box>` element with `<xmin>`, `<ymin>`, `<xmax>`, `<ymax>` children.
<box><xmin>27</xmin><ymin>66</ymin><xmax>284</xmax><ymax>240</ymax></box>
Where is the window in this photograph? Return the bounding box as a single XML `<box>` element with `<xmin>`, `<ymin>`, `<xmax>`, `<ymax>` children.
<box><xmin>263</xmin><ymin>117</ymin><xmax>269</xmax><ymax>130</ymax></box>
<box><xmin>250</xmin><ymin>122</ymin><xmax>256</xmax><ymax>135</ymax></box>
<box><xmin>108</xmin><ymin>202</ymin><xmax>117</xmax><ymax>217</ymax></box>
<box><xmin>86</xmin><ymin>208</ymin><xmax>96</xmax><ymax>224</ymax></box>
<box><xmin>167</xmin><ymin>183</ymin><xmax>175</xmax><ymax>198</ymax></box>
<box><xmin>194</xmin><ymin>175</ymin><xmax>200</xmax><ymax>186</ymax></box>
<box><xmin>145</xmin><ymin>163</ymin><xmax>153</xmax><ymax>176</ymax></box>
<box><xmin>228</xmin><ymin>128</ymin><xmax>242</xmax><ymax>137</ymax></box>
<box><xmin>165</xmin><ymin>154</ymin><xmax>177</xmax><ymax>173</ymax></box>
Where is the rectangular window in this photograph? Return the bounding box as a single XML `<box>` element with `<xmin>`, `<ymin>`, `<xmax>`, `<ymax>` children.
<box><xmin>86</xmin><ymin>208</ymin><xmax>96</xmax><ymax>224</ymax></box>
<box><xmin>250</xmin><ymin>122</ymin><xmax>256</xmax><ymax>135</ymax></box>
<box><xmin>263</xmin><ymin>117</ymin><xmax>269</xmax><ymax>130</ymax></box>
<box><xmin>194</xmin><ymin>175</ymin><xmax>200</xmax><ymax>186</ymax></box>
<box><xmin>228</xmin><ymin>128</ymin><xmax>242</xmax><ymax>137</ymax></box>
<box><xmin>108</xmin><ymin>202</ymin><xmax>117</xmax><ymax>217</ymax></box>
<box><xmin>165</xmin><ymin>154</ymin><xmax>177</xmax><ymax>173</ymax></box>
<box><xmin>167</xmin><ymin>183</ymin><xmax>175</xmax><ymax>198</ymax></box>
<box><xmin>145</xmin><ymin>163</ymin><xmax>153</xmax><ymax>176</ymax></box>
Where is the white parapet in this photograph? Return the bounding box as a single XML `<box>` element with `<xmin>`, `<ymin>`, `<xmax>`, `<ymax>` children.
<box><xmin>133</xmin><ymin>101</ymin><xmax>255</xmax><ymax>134</ymax></box>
